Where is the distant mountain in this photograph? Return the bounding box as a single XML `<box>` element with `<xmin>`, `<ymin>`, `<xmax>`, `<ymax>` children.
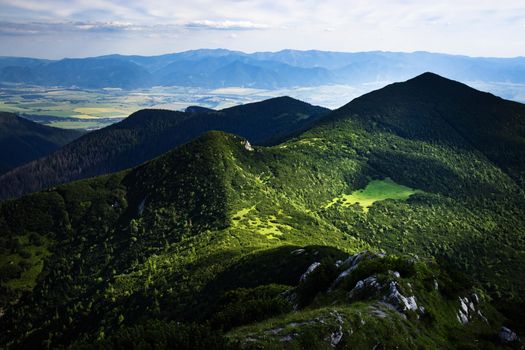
<box><xmin>0</xmin><ymin>112</ymin><xmax>83</xmax><ymax>175</ymax></box>
<box><xmin>1</xmin><ymin>58</ymin><xmax>152</xmax><ymax>89</ymax></box>
<box><xmin>0</xmin><ymin>56</ymin><xmax>51</xmax><ymax>71</ymax></box>
<box><xmin>1</xmin><ymin>73</ymin><xmax>525</xmax><ymax>348</ymax></box>
<box><xmin>0</xmin><ymin>97</ymin><xmax>329</xmax><ymax>200</ymax></box>
<box><xmin>1</xmin><ymin>49</ymin><xmax>525</xmax><ymax>89</ymax></box>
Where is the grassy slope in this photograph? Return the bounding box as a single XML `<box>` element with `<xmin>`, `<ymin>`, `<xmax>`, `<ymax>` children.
<box><xmin>0</xmin><ymin>74</ymin><xmax>524</xmax><ymax>348</ymax></box>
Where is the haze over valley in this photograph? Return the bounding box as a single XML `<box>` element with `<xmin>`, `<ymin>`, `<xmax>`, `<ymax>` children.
<box><xmin>1</xmin><ymin>49</ymin><xmax>525</xmax><ymax>129</ymax></box>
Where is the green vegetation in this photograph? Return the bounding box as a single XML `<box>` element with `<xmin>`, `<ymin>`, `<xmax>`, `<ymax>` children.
<box><xmin>0</xmin><ymin>112</ymin><xmax>83</xmax><ymax>175</ymax></box>
<box><xmin>0</xmin><ymin>233</ymin><xmax>51</xmax><ymax>291</ymax></box>
<box><xmin>325</xmin><ymin>177</ymin><xmax>421</xmax><ymax>212</ymax></box>
<box><xmin>0</xmin><ymin>73</ymin><xmax>524</xmax><ymax>348</ymax></box>
<box><xmin>0</xmin><ymin>96</ymin><xmax>329</xmax><ymax>201</ymax></box>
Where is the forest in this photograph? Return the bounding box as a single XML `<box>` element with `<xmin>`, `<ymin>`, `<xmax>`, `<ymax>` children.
<box><xmin>0</xmin><ymin>73</ymin><xmax>524</xmax><ymax>349</ymax></box>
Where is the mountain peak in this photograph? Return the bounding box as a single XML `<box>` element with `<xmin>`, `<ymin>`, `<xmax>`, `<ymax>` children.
<box><xmin>334</xmin><ymin>72</ymin><xmax>499</xmax><ymax>117</ymax></box>
<box><xmin>403</xmin><ymin>71</ymin><xmax>472</xmax><ymax>91</ymax></box>
<box><xmin>409</xmin><ymin>71</ymin><xmax>447</xmax><ymax>82</ymax></box>
<box><xmin>220</xmin><ymin>95</ymin><xmax>329</xmax><ymax>114</ymax></box>
<box><xmin>317</xmin><ymin>73</ymin><xmax>525</xmax><ymax>190</ymax></box>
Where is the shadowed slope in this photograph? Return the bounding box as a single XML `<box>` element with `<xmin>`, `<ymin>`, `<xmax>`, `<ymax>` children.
<box><xmin>0</xmin><ymin>112</ymin><xmax>83</xmax><ymax>175</ymax></box>
<box><xmin>0</xmin><ymin>97</ymin><xmax>329</xmax><ymax>201</ymax></box>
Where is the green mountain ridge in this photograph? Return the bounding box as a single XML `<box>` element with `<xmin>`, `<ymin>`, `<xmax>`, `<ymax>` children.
<box><xmin>328</xmin><ymin>72</ymin><xmax>525</xmax><ymax>187</ymax></box>
<box><xmin>0</xmin><ymin>73</ymin><xmax>524</xmax><ymax>349</ymax></box>
<box><xmin>0</xmin><ymin>96</ymin><xmax>329</xmax><ymax>201</ymax></box>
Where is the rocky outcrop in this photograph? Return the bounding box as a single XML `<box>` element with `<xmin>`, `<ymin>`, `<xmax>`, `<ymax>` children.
<box><xmin>456</xmin><ymin>294</ymin><xmax>486</xmax><ymax>325</ymax></box>
<box><xmin>242</xmin><ymin>140</ymin><xmax>254</xmax><ymax>151</ymax></box>
<box><xmin>346</xmin><ymin>271</ymin><xmax>421</xmax><ymax>316</ymax></box>
<box><xmin>300</xmin><ymin>262</ymin><xmax>321</xmax><ymax>282</ymax></box>
<box><xmin>332</xmin><ymin>251</ymin><xmax>383</xmax><ymax>289</ymax></box>
<box><xmin>383</xmin><ymin>281</ymin><xmax>419</xmax><ymax>312</ymax></box>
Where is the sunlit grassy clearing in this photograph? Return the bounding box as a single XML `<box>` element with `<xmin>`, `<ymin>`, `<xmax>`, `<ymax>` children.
<box><xmin>231</xmin><ymin>206</ymin><xmax>293</xmax><ymax>239</ymax></box>
<box><xmin>325</xmin><ymin>178</ymin><xmax>421</xmax><ymax>212</ymax></box>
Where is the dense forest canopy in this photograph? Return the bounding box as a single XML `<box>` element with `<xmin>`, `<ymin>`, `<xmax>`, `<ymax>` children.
<box><xmin>0</xmin><ymin>73</ymin><xmax>524</xmax><ymax>349</ymax></box>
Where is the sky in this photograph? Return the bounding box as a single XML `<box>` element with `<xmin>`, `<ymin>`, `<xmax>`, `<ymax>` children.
<box><xmin>0</xmin><ymin>0</ymin><xmax>524</xmax><ymax>59</ymax></box>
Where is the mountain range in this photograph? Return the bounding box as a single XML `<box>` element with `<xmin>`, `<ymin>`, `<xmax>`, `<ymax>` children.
<box><xmin>0</xmin><ymin>97</ymin><xmax>329</xmax><ymax>200</ymax></box>
<box><xmin>0</xmin><ymin>73</ymin><xmax>524</xmax><ymax>349</ymax></box>
<box><xmin>1</xmin><ymin>49</ymin><xmax>525</xmax><ymax>89</ymax></box>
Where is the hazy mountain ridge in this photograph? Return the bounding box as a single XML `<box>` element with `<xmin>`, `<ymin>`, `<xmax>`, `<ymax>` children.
<box><xmin>2</xmin><ymin>49</ymin><xmax>525</xmax><ymax>89</ymax></box>
<box><xmin>0</xmin><ymin>73</ymin><xmax>524</xmax><ymax>348</ymax></box>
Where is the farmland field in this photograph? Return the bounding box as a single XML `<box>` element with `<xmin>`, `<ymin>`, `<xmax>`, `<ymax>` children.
<box><xmin>0</xmin><ymin>83</ymin><xmax>384</xmax><ymax>129</ymax></box>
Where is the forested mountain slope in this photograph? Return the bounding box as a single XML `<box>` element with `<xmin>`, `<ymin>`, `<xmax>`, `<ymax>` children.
<box><xmin>0</xmin><ymin>112</ymin><xmax>83</xmax><ymax>175</ymax></box>
<box><xmin>0</xmin><ymin>74</ymin><xmax>524</xmax><ymax>349</ymax></box>
<box><xmin>0</xmin><ymin>97</ymin><xmax>329</xmax><ymax>200</ymax></box>
<box><xmin>326</xmin><ymin>72</ymin><xmax>525</xmax><ymax>188</ymax></box>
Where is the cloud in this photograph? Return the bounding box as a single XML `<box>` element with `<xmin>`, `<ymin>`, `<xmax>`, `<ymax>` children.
<box><xmin>0</xmin><ymin>0</ymin><xmax>523</xmax><ymax>57</ymax></box>
<box><xmin>185</xmin><ymin>20</ymin><xmax>269</xmax><ymax>30</ymax></box>
<box><xmin>0</xmin><ymin>20</ymin><xmax>175</xmax><ymax>35</ymax></box>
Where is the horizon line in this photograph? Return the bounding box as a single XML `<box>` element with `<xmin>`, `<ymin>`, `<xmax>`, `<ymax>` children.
<box><xmin>1</xmin><ymin>48</ymin><xmax>524</xmax><ymax>61</ymax></box>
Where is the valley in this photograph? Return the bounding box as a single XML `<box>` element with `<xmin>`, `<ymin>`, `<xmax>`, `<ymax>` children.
<box><xmin>1</xmin><ymin>81</ymin><xmax>524</xmax><ymax>130</ymax></box>
<box><xmin>0</xmin><ymin>84</ymin><xmax>365</xmax><ymax>129</ymax></box>
<box><xmin>2</xmin><ymin>49</ymin><xmax>525</xmax><ymax>131</ymax></box>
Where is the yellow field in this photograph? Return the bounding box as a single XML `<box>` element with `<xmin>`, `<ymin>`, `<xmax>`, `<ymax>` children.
<box><xmin>73</xmin><ymin>107</ymin><xmax>126</xmax><ymax>114</ymax></box>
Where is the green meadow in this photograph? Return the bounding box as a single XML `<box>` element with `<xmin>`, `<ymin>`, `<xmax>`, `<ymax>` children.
<box><xmin>325</xmin><ymin>178</ymin><xmax>421</xmax><ymax>212</ymax></box>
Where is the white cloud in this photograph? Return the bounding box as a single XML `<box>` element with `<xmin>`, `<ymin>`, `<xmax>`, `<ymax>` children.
<box><xmin>0</xmin><ymin>20</ymin><xmax>151</xmax><ymax>35</ymax></box>
<box><xmin>0</xmin><ymin>0</ymin><xmax>523</xmax><ymax>57</ymax></box>
<box><xmin>185</xmin><ymin>20</ymin><xmax>269</xmax><ymax>30</ymax></box>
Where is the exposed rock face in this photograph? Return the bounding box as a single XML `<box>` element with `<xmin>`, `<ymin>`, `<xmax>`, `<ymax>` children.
<box><xmin>291</xmin><ymin>248</ymin><xmax>306</xmax><ymax>255</ymax></box>
<box><xmin>457</xmin><ymin>297</ymin><xmax>470</xmax><ymax>324</ymax></box>
<box><xmin>332</xmin><ymin>251</ymin><xmax>380</xmax><ymax>288</ymax></box>
<box><xmin>456</xmin><ymin>294</ymin><xmax>486</xmax><ymax>325</ymax></box>
<box><xmin>348</xmin><ymin>276</ymin><xmax>380</xmax><ymax>299</ymax></box>
<box><xmin>384</xmin><ymin>281</ymin><xmax>418</xmax><ymax>312</ymax></box>
<box><xmin>242</xmin><ymin>140</ymin><xmax>254</xmax><ymax>151</ymax></box>
<box><xmin>242</xmin><ymin>310</ymin><xmax>346</xmax><ymax>347</ymax></box>
<box><xmin>499</xmin><ymin>327</ymin><xmax>519</xmax><ymax>343</ymax></box>
<box><xmin>300</xmin><ymin>262</ymin><xmax>321</xmax><ymax>282</ymax></box>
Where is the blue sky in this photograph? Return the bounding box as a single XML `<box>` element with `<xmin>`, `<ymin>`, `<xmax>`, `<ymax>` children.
<box><xmin>0</xmin><ymin>0</ymin><xmax>524</xmax><ymax>58</ymax></box>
